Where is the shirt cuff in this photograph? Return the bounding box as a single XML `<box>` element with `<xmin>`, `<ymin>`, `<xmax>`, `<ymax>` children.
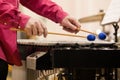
<box><xmin>18</xmin><ymin>13</ymin><xmax>30</xmax><ymax>29</ymax></box>
<box><xmin>56</xmin><ymin>10</ymin><xmax>68</xmax><ymax>23</ymax></box>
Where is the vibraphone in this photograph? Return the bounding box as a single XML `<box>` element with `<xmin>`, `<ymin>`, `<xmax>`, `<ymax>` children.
<box><xmin>17</xmin><ymin>39</ymin><xmax>120</xmax><ymax>80</ymax></box>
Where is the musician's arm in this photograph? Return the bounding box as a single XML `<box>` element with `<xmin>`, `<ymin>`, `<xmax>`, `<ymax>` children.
<box><xmin>20</xmin><ymin>0</ymin><xmax>68</xmax><ymax>23</ymax></box>
<box><xmin>0</xmin><ymin>1</ymin><xmax>30</xmax><ymax>29</ymax></box>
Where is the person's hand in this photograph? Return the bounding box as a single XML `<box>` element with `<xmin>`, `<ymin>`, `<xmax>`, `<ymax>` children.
<box><xmin>60</xmin><ymin>16</ymin><xmax>81</xmax><ymax>33</ymax></box>
<box><xmin>24</xmin><ymin>17</ymin><xmax>48</xmax><ymax>37</ymax></box>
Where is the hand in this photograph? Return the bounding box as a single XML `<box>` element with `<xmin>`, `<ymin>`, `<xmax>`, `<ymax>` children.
<box><xmin>24</xmin><ymin>17</ymin><xmax>48</xmax><ymax>37</ymax></box>
<box><xmin>60</xmin><ymin>16</ymin><xmax>81</xmax><ymax>33</ymax></box>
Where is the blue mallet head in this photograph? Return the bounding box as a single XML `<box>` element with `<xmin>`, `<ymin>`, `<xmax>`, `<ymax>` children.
<box><xmin>87</xmin><ymin>34</ymin><xmax>96</xmax><ymax>41</ymax></box>
<box><xmin>98</xmin><ymin>32</ymin><xmax>106</xmax><ymax>40</ymax></box>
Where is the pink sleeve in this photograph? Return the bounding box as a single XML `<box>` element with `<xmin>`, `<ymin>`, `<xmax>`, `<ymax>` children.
<box><xmin>0</xmin><ymin>1</ymin><xmax>30</xmax><ymax>29</ymax></box>
<box><xmin>20</xmin><ymin>0</ymin><xmax>68</xmax><ymax>23</ymax></box>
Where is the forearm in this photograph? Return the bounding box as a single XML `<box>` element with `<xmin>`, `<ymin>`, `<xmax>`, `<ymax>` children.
<box><xmin>20</xmin><ymin>0</ymin><xmax>68</xmax><ymax>23</ymax></box>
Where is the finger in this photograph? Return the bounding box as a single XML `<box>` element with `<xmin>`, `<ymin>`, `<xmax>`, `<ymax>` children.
<box><xmin>63</xmin><ymin>27</ymin><xmax>76</xmax><ymax>33</ymax></box>
<box><xmin>63</xmin><ymin>22</ymin><xmax>80</xmax><ymax>34</ymax></box>
<box><xmin>69</xmin><ymin>18</ymin><xmax>81</xmax><ymax>30</ymax></box>
<box><xmin>40</xmin><ymin>23</ymin><xmax>48</xmax><ymax>37</ymax></box>
<box><xmin>36</xmin><ymin>22</ymin><xmax>44</xmax><ymax>36</ymax></box>
<box><xmin>66</xmin><ymin>21</ymin><xmax>78</xmax><ymax>31</ymax></box>
<box><xmin>73</xmin><ymin>21</ymin><xmax>81</xmax><ymax>29</ymax></box>
<box><xmin>24</xmin><ymin>26</ymin><xmax>32</xmax><ymax>36</ymax></box>
<box><xmin>32</xmin><ymin>22</ymin><xmax>38</xmax><ymax>35</ymax></box>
